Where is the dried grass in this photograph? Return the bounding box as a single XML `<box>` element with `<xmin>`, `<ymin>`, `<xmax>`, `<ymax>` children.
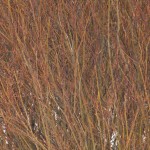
<box><xmin>0</xmin><ymin>0</ymin><xmax>149</xmax><ymax>150</ymax></box>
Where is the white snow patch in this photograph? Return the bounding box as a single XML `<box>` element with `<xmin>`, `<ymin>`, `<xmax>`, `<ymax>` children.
<box><xmin>110</xmin><ymin>131</ymin><xmax>119</xmax><ymax>150</ymax></box>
